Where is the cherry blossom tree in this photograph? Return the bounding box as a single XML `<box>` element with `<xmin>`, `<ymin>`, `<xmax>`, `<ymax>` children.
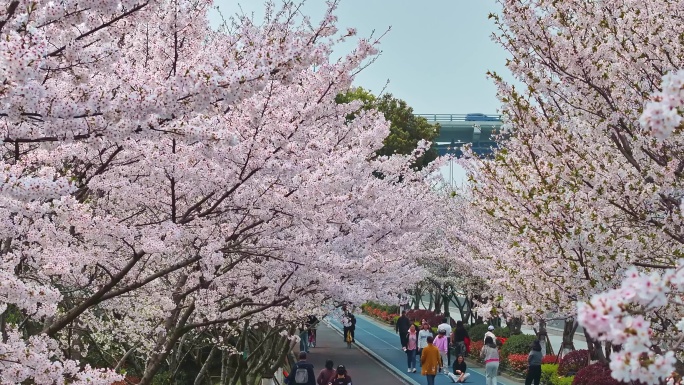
<box><xmin>578</xmin><ymin>70</ymin><xmax>684</xmax><ymax>384</ymax></box>
<box><xmin>0</xmin><ymin>0</ymin><xmax>441</xmax><ymax>383</ymax></box>
<box><xmin>453</xmin><ymin>0</ymin><xmax>684</xmax><ymax>383</ymax></box>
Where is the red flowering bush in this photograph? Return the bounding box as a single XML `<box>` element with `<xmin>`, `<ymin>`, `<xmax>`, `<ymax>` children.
<box><xmin>362</xmin><ymin>304</ymin><xmax>398</xmax><ymax>324</ymax></box>
<box><xmin>542</xmin><ymin>354</ymin><xmax>558</xmax><ymax>364</ymax></box>
<box><xmin>557</xmin><ymin>349</ymin><xmax>590</xmax><ymax>376</ymax></box>
<box><xmin>406</xmin><ymin>309</ymin><xmax>432</xmax><ymax>321</ymax></box>
<box><xmin>497</xmin><ymin>336</ymin><xmax>508</xmax><ymax>346</ymax></box>
<box><xmin>405</xmin><ymin>309</ymin><xmax>444</xmax><ymax>328</ymax></box>
<box><xmin>572</xmin><ymin>362</ymin><xmax>621</xmax><ymax>385</ymax></box>
<box><xmin>505</xmin><ymin>353</ymin><xmax>528</xmax><ymax>373</ymax></box>
<box><xmin>470</xmin><ymin>340</ymin><xmax>484</xmax><ymax>359</ymax></box>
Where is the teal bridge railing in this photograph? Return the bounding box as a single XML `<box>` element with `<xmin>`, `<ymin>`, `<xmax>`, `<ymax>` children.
<box><xmin>416</xmin><ymin>113</ymin><xmax>504</xmax><ymax>157</ymax></box>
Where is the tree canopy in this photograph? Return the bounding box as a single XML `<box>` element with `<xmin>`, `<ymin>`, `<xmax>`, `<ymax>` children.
<box><xmin>336</xmin><ymin>87</ymin><xmax>439</xmax><ymax>169</ymax></box>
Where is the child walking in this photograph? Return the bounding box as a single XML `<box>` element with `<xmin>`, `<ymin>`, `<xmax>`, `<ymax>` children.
<box><xmin>434</xmin><ymin>329</ymin><xmax>449</xmax><ymax>373</ymax></box>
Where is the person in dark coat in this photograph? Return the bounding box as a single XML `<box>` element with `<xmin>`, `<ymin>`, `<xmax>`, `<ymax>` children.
<box><xmin>287</xmin><ymin>352</ymin><xmax>316</xmax><ymax>385</ymax></box>
<box><xmin>395</xmin><ymin>310</ymin><xmax>411</xmax><ymax>347</ymax></box>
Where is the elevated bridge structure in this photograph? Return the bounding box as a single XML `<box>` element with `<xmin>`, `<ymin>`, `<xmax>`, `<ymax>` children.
<box><xmin>416</xmin><ymin>113</ymin><xmax>504</xmax><ymax>157</ymax></box>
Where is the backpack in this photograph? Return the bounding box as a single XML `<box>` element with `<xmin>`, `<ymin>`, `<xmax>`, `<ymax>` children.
<box><xmin>294</xmin><ymin>363</ymin><xmax>309</xmax><ymax>384</ymax></box>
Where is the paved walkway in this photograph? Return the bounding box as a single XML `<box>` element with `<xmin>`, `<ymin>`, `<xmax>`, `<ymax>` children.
<box><xmin>325</xmin><ymin>314</ymin><xmax>522</xmax><ymax>385</ymax></box>
<box><xmin>306</xmin><ymin>322</ymin><xmax>411</xmax><ymax>385</ymax></box>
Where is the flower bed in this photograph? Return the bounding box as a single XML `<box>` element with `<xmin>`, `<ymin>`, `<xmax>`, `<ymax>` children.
<box><xmin>506</xmin><ymin>353</ymin><xmax>528</xmax><ymax>372</ymax></box>
<box><xmin>361</xmin><ymin>302</ymin><xmax>399</xmax><ymax>324</ymax></box>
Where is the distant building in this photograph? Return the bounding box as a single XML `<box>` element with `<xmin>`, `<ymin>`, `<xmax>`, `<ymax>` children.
<box><xmin>415</xmin><ymin>113</ymin><xmax>504</xmax><ymax>157</ymax></box>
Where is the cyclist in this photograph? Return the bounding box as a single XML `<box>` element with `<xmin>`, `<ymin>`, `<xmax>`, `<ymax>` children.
<box><xmin>341</xmin><ymin>307</ymin><xmax>355</xmax><ymax>343</ymax></box>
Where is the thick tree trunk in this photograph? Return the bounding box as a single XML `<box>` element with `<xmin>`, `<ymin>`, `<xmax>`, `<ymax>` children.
<box><xmin>442</xmin><ymin>293</ymin><xmax>450</xmax><ymax>317</ymax></box>
<box><xmin>433</xmin><ymin>291</ymin><xmax>443</xmax><ymax>314</ymax></box>
<box><xmin>583</xmin><ymin>328</ymin><xmax>607</xmax><ymax>363</ymax></box>
<box><xmin>139</xmin><ymin>300</ymin><xmax>195</xmax><ymax>385</ymax></box>
<box><xmin>507</xmin><ymin>317</ymin><xmax>523</xmax><ymax>335</ymax></box>
<box><xmin>533</xmin><ymin>319</ymin><xmax>553</xmax><ymax>356</ymax></box>
<box><xmin>412</xmin><ymin>286</ymin><xmax>422</xmax><ymax>310</ymax></box>
<box><xmin>452</xmin><ymin>295</ymin><xmax>468</xmax><ymax>323</ymax></box>
<box><xmin>560</xmin><ymin>317</ymin><xmax>578</xmax><ymax>360</ymax></box>
<box><xmin>220</xmin><ymin>349</ymin><xmax>229</xmax><ymax>385</ymax></box>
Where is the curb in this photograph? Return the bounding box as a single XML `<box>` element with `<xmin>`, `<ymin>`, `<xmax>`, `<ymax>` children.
<box><xmin>325</xmin><ymin>320</ymin><xmax>420</xmax><ymax>385</ymax></box>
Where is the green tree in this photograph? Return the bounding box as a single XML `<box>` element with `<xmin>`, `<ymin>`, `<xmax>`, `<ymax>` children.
<box><xmin>336</xmin><ymin>87</ymin><xmax>439</xmax><ymax>169</ymax></box>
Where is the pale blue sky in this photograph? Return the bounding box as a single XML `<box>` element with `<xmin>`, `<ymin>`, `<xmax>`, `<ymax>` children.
<box><xmin>209</xmin><ymin>0</ymin><xmax>509</xmax><ymax>114</ymax></box>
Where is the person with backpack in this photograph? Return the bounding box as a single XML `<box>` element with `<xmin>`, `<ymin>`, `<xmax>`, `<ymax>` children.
<box><xmin>287</xmin><ymin>352</ymin><xmax>316</xmax><ymax>385</ymax></box>
<box><xmin>328</xmin><ymin>365</ymin><xmax>352</xmax><ymax>385</ymax></box>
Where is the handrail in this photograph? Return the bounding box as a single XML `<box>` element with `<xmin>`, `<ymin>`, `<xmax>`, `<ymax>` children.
<box><xmin>415</xmin><ymin>113</ymin><xmax>503</xmax><ymax>122</ymax></box>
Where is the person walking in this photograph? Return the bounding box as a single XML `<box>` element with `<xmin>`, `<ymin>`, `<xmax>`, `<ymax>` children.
<box><xmin>421</xmin><ymin>336</ymin><xmax>441</xmax><ymax>385</ymax></box>
<box><xmin>307</xmin><ymin>315</ymin><xmax>319</xmax><ymax>348</ymax></box>
<box><xmin>437</xmin><ymin>318</ymin><xmax>452</xmax><ymax>366</ymax></box>
<box><xmin>481</xmin><ymin>336</ymin><xmax>500</xmax><ymax>385</ymax></box>
<box><xmin>287</xmin><ymin>352</ymin><xmax>316</xmax><ymax>385</ymax></box>
<box><xmin>525</xmin><ymin>340</ymin><xmax>543</xmax><ymax>385</ymax></box>
<box><xmin>484</xmin><ymin>325</ymin><xmax>496</xmax><ymax>343</ymax></box>
<box><xmin>299</xmin><ymin>323</ymin><xmax>309</xmax><ymax>354</ymax></box>
<box><xmin>447</xmin><ymin>354</ymin><xmax>470</xmax><ymax>383</ymax></box>
<box><xmin>317</xmin><ymin>360</ymin><xmax>336</xmax><ymax>385</ymax></box>
<box><xmin>329</xmin><ymin>365</ymin><xmax>352</xmax><ymax>385</ymax></box>
<box><xmin>405</xmin><ymin>324</ymin><xmax>419</xmax><ymax>373</ymax></box>
<box><xmin>451</xmin><ymin>320</ymin><xmax>469</xmax><ymax>358</ymax></box>
<box><xmin>396</xmin><ymin>311</ymin><xmax>411</xmax><ymax>348</ymax></box>
<box><xmin>417</xmin><ymin>322</ymin><xmax>433</xmax><ymax>366</ymax></box>
<box><xmin>434</xmin><ymin>329</ymin><xmax>449</xmax><ymax>373</ymax></box>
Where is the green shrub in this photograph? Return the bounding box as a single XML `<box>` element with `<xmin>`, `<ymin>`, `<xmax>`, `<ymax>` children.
<box><xmin>541</xmin><ymin>364</ymin><xmax>559</xmax><ymax>385</ymax></box>
<box><xmin>500</xmin><ymin>334</ymin><xmax>537</xmax><ymax>358</ymax></box>
<box><xmin>552</xmin><ymin>376</ymin><xmax>574</xmax><ymax>385</ymax></box>
<box><xmin>392</xmin><ymin>315</ymin><xmax>400</xmax><ymax>325</ymax></box>
<box><xmin>468</xmin><ymin>324</ymin><xmax>490</xmax><ymax>342</ymax></box>
<box><xmin>494</xmin><ymin>326</ymin><xmax>511</xmax><ymax>338</ymax></box>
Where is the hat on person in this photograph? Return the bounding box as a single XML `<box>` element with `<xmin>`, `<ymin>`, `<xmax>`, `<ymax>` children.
<box><xmin>488</xmin><ymin>325</ymin><xmax>495</xmax><ymax>331</ymax></box>
<box><xmin>438</xmin><ymin>328</ymin><xmax>446</xmax><ymax>334</ymax></box>
<box><xmin>337</xmin><ymin>365</ymin><xmax>346</xmax><ymax>375</ymax></box>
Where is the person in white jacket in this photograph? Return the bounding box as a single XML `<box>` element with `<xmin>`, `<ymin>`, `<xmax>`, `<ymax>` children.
<box><xmin>484</xmin><ymin>325</ymin><xmax>496</xmax><ymax>343</ymax></box>
<box><xmin>417</xmin><ymin>322</ymin><xmax>433</xmax><ymax>366</ymax></box>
